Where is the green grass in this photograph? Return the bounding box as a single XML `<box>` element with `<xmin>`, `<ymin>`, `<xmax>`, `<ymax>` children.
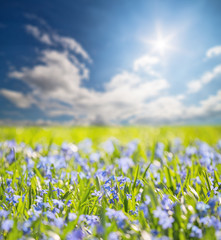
<box><xmin>1</xmin><ymin>126</ymin><xmax>221</xmax><ymax>146</ymax></box>
<box><xmin>0</xmin><ymin>126</ymin><xmax>221</xmax><ymax>239</ymax></box>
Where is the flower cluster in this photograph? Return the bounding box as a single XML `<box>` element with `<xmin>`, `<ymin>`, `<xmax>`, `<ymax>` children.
<box><xmin>0</xmin><ymin>138</ymin><xmax>221</xmax><ymax>239</ymax></box>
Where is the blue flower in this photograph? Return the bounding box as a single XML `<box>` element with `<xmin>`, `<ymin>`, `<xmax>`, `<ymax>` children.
<box><xmin>145</xmin><ymin>195</ymin><xmax>151</xmax><ymax>205</ymax></box>
<box><xmin>96</xmin><ymin>224</ymin><xmax>104</xmax><ymax>234</ymax></box>
<box><xmin>155</xmin><ymin>142</ymin><xmax>164</xmax><ymax>159</ymax></box>
<box><xmin>2</xmin><ymin>219</ymin><xmax>13</xmax><ymax>232</ymax></box>
<box><xmin>196</xmin><ymin>202</ymin><xmax>210</xmax><ymax>216</ymax></box>
<box><xmin>54</xmin><ymin>217</ymin><xmax>64</xmax><ymax>228</ymax></box>
<box><xmin>140</xmin><ymin>204</ymin><xmax>148</xmax><ymax>218</ymax></box>
<box><xmin>67</xmin><ymin>229</ymin><xmax>84</xmax><ymax>240</ymax></box>
<box><xmin>85</xmin><ymin>215</ymin><xmax>99</xmax><ymax>226</ymax></box>
<box><xmin>190</xmin><ymin>226</ymin><xmax>203</xmax><ymax>238</ymax></box>
<box><xmin>90</xmin><ymin>153</ymin><xmax>100</xmax><ymax>163</ymax></box>
<box><xmin>78</xmin><ymin>139</ymin><xmax>92</xmax><ymax>154</ymax></box>
<box><xmin>22</xmin><ymin>220</ymin><xmax>31</xmax><ymax>234</ymax></box>
<box><xmin>153</xmin><ymin>207</ymin><xmax>174</xmax><ymax>229</ymax></box>
<box><xmin>126</xmin><ymin>194</ymin><xmax>132</xmax><ymax>200</ymax></box>
<box><xmin>136</xmin><ymin>193</ymin><xmax>141</xmax><ymax>202</ymax></box>
<box><xmin>53</xmin><ymin>187</ymin><xmax>64</xmax><ymax>197</ymax></box>
<box><xmin>123</xmin><ymin>140</ymin><xmax>138</xmax><ymax>157</ymax></box>
<box><xmin>117</xmin><ymin>157</ymin><xmax>134</xmax><ymax>173</ymax></box>
<box><xmin>52</xmin><ymin>199</ymin><xmax>64</xmax><ymax>209</ymax></box>
<box><xmin>106</xmin><ymin>208</ymin><xmax>127</xmax><ymax>229</ymax></box>
<box><xmin>161</xmin><ymin>195</ymin><xmax>174</xmax><ymax>211</ymax></box>
<box><xmin>6</xmin><ymin>179</ymin><xmax>12</xmax><ymax>186</ymax></box>
<box><xmin>101</xmin><ymin>140</ymin><xmax>115</xmax><ymax>154</ymax></box>
<box><xmin>6</xmin><ymin>149</ymin><xmax>15</xmax><ymax>164</ymax></box>
<box><xmin>0</xmin><ymin>210</ymin><xmax>9</xmax><ymax>218</ymax></box>
<box><xmin>68</xmin><ymin>213</ymin><xmax>77</xmax><ymax>221</ymax></box>
<box><xmin>108</xmin><ymin>232</ymin><xmax>119</xmax><ymax>240</ymax></box>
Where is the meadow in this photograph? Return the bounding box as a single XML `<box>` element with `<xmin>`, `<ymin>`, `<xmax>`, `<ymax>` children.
<box><xmin>1</xmin><ymin>126</ymin><xmax>221</xmax><ymax>240</ymax></box>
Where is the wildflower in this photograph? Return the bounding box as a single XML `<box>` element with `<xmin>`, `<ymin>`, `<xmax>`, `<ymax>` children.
<box><xmin>190</xmin><ymin>226</ymin><xmax>203</xmax><ymax>238</ymax></box>
<box><xmin>67</xmin><ymin>229</ymin><xmax>84</xmax><ymax>240</ymax></box>
<box><xmin>123</xmin><ymin>140</ymin><xmax>138</xmax><ymax>157</ymax></box>
<box><xmin>155</xmin><ymin>142</ymin><xmax>164</xmax><ymax>159</ymax></box>
<box><xmin>193</xmin><ymin>177</ymin><xmax>201</xmax><ymax>185</ymax></box>
<box><xmin>102</xmin><ymin>140</ymin><xmax>115</xmax><ymax>154</ymax></box>
<box><xmin>106</xmin><ymin>208</ymin><xmax>127</xmax><ymax>229</ymax></box>
<box><xmin>6</xmin><ymin>179</ymin><xmax>12</xmax><ymax>186</ymax></box>
<box><xmin>54</xmin><ymin>217</ymin><xmax>64</xmax><ymax>228</ymax></box>
<box><xmin>22</xmin><ymin>220</ymin><xmax>31</xmax><ymax>234</ymax></box>
<box><xmin>85</xmin><ymin>215</ymin><xmax>99</xmax><ymax>226</ymax></box>
<box><xmin>2</xmin><ymin>219</ymin><xmax>13</xmax><ymax>232</ymax></box>
<box><xmin>0</xmin><ymin>210</ymin><xmax>9</xmax><ymax>218</ymax></box>
<box><xmin>6</xmin><ymin>149</ymin><xmax>15</xmax><ymax>164</ymax></box>
<box><xmin>52</xmin><ymin>199</ymin><xmax>64</xmax><ymax>209</ymax></box>
<box><xmin>145</xmin><ymin>195</ymin><xmax>151</xmax><ymax>205</ymax></box>
<box><xmin>117</xmin><ymin>176</ymin><xmax>131</xmax><ymax>185</ymax></box>
<box><xmin>12</xmin><ymin>195</ymin><xmax>20</xmax><ymax>205</ymax></box>
<box><xmin>108</xmin><ymin>232</ymin><xmax>119</xmax><ymax>240</ymax></box>
<box><xmin>68</xmin><ymin>213</ymin><xmax>77</xmax><ymax>221</ymax></box>
<box><xmin>78</xmin><ymin>139</ymin><xmax>92</xmax><ymax>154</ymax></box>
<box><xmin>161</xmin><ymin>195</ymin><xmax>174</xmax><ymax>211</ymax></box>
<box><xmin>186</xmin><ymin>146</ymin><xmax>197</xmax><ymax>156</ymax></box>
<box><xmin>136</xmin><ymin>193</ymin><xmax>142</xmax><ymax>202</ymax></box>
<box><xmin>53</xmin><ymin>187</ymin><xmax>64</xmax><ymax>197</ymax></box>
<box><xmin>117</xmin><ymin>157</ymin><xmax>134</xmax><ymax>173</ymax></box>
<box><xmin>153</xmin><ymin>207</ymin><xmax>174</xmax><ymax>229</ymax></box>
<box><xmin>140</xmin><ymin>204</ymin><xmax>148</xmax><ymax>218</ymax></box>
<box><xmin>211</xmin><ymin>216</ymin><xmax>221</xmax><ymax>230</ymax></box>
<box><xmin>96</xmin><ymin>224</ymin><xmax>104</xmax><ymax>234</ymax></box>
<box><xmin>126</xmin><ymin>194</ymin><xmax>132</xmax><ymax>200</ymax></box>
<box><xmin>90</xmin><ymin>153</ymin><xmax>100</xmax><ymax>163</ymax></box>
<box><xmin>196</xmin><ymin>202</ymin><xmax>210</xmax><ymax>216</ymax></box>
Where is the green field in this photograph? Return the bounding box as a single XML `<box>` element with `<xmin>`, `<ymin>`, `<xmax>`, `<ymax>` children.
<box><xmin>1</xmin><ymin>126</ymin><xmax>221</xmax><ymax>240</ymax></box>
<box><xmin>1</xmin><ymin>126</ymin><xmax>221</xmax><ymax>146</ymax></box>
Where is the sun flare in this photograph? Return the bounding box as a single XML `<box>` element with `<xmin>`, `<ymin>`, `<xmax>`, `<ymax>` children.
<box><xmin>144</xmin><ymin>27</ymin><xmax>177</xmax><ymax>55</ymax></box>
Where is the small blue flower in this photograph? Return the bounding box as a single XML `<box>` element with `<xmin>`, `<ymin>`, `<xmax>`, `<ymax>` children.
<box><xmin>190</xmin><ymin>226</ymin><xmax>203</xmax><ymax>238</ymax></box>
<box><xmin>0</xmin><ymin>210</ymin><xmax>9</xmax><ymax>218</ymax></box>
<box><xmin>54</xmin><ymin>217</ymin><xmax>64</xmax><ymax>228</ymax></box>
<box><xmin>2</xmin><ymin>219</ymin><xmax>13</xmax><ymax>232</ymax></box>
<box><xmin>106</xmin><ymin>208</ymin><xmax>127</xmax><ymax>229</ymax></box>
<box><xmin>153</xmin><ymin>207</ymin><xmax>174</xmax><ymax>229</ymax></box>
<box><xmin>108</xmin><ymin>232</ymin><xmax>119</xmax><ymax>240</ymax></box>
<box><xmin>126</xmin><ymin>194</ymin><xmax>132</xmax><ymax>200</ymax></box>
<box><xmin>6</xmin><ymin>179</ymin><xmax>12</xmax><ymax>186</ymax></box>
<box><xmin>68</xmin><ymin>213</ymin><xmax>77</xmax><ymax>221</ymax></box>
<box><xmin>117</xmin><ymin>157</ymin><xmax>134</xmax><ymax>173</ymax></box>
<box><xmin>136</xmin><ymin>193</ymin><xmax>141</xmax><ymax>202</ymax></box>
<box><xmin>52</xmin><ymin>199</ymin><xmax>64</xmax><ymax>209</ymax></box>
<box><xmin>196</xmin><ymin>202</ymin><xmax>210</xmax><ymax>216</ymax></box>
<box><xmin>67</xmin><ymin>229</ymin><xmax>84</xmax><ymax>240</ymax></box>
<box><xmin>140</xmin><ymin>204</ymin><xmax>148</xmax><ymax>218</ymax></box>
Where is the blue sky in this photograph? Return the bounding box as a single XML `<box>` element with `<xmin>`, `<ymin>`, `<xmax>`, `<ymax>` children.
<box><xmin>0</xmin><ymin>0</ymin><xmax>221</xmax><ymax>125</ymax></box>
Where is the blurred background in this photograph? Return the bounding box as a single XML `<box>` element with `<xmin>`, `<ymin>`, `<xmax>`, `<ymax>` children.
<box><xmin>0</xmin><ymin>0</ymin><xmax>221</xmax><ymax>126</ymax></box>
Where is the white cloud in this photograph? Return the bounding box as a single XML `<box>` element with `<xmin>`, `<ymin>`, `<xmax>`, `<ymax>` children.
<box><xmin>25</xmin><ymin>24</ymin><xmax>91</xmax><ymax>62</ymax></box>
<box><xmin>1</xmin><ymin>21</ymin><xmax>221</xmax><ymax>125</ymax></box>
<box><xmin>52</xmin><ymin>34</ymin><xmax>91</xmax><ymax>62</ymax></box>
<box><xmin>187</xmin><ymin>64</ymin><xmax>221</xmax><ymax>93</ymax></box>
<box><xmin>26</xmin><ymin>25</ymin><xmax>53</xmax><ymax>45</ymax></box>
<box><xmin>129</xmin><ymin>90</ymin><xmax>221</xmax><ymax>124</ymax></box>
<box><xmin>133</xmin><ymin>55</ymin><xmax>160</xmax><ymax>76</ymax></box>
<box><xmin>9</xmin><ymin>50</ymin><xmax>88</xmax><ymax>95</ymax></box>
<box><xmin>4</xmin><ymin>48</ymin><xmax>169</xmax><ymax>124</ymax></box>
<box><xmin>206</xmin><ymin>46</ymin><xmax>221</xmax><ymax>58</ymax></box>
<box><xmin>0</xmin><ymin>89</ymin><xmax>35</xmax><ymax>108</ymax></box>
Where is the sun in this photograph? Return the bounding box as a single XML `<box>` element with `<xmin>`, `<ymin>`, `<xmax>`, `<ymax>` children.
<box><xmin>154</xmin><ymin>38</ymin><xmax>168</xmax><ymax>53</ymax></box>
<box><xmin>151</xmin><ymin>33</ymin><xmax>175</xmax><ymax>55</ymax></box>
<box><xmin>143</xmin><ymin>27</ymin><xmax>177</xmax><ymax>56</ymax></box>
